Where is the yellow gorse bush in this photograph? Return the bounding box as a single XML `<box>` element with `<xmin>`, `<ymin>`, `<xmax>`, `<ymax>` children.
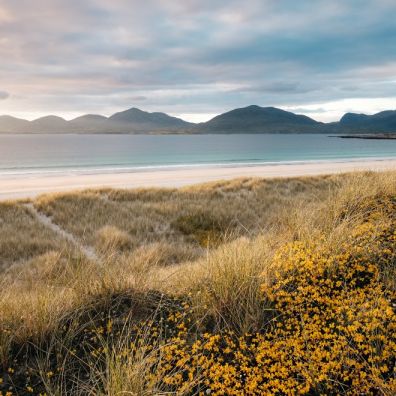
<box><xmin>142</xmin><ymin>197</ymin><xmax>396</xmax><ymax>395</ymax></box>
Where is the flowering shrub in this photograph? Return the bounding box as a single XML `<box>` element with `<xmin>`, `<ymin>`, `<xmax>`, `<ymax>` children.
<box><xmin>149</xmin><ymin>198</ymin><xmax>396</xmax><ymax>395</ymax></box>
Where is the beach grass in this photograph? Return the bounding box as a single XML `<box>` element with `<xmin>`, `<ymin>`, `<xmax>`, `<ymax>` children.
<box><xmin>1</xmin><ymin>171</ymin><xmax>395</xmax><ymax>394</ymax></box>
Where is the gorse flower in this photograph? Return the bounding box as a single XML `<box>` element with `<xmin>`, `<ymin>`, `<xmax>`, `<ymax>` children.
<box><xmin>136</xmin><ymin>196</ymin><xmax>396</xmax><ymax>395</ymax></box>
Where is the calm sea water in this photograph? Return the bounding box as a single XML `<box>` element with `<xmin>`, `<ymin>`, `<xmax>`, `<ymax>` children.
<box><xmin>0</xmin><ymin>134</ymin><xmax>396</xmax><ymax>175</ymax></box>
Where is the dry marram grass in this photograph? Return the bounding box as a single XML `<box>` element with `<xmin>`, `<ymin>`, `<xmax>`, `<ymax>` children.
<box><xmin>1</xmin><ymin>171</ymin><xmax>395</xmax><ymax>394</ymax></box>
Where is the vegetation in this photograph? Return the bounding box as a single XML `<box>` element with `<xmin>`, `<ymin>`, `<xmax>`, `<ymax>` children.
<box><xmin>0</xmin><ymin>171</ymin><xmax>395</xmax><ymax>395</ymax></box>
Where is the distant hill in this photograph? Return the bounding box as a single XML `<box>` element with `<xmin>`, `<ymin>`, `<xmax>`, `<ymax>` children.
<box><xmin>68</xmin><ymin>114</ymin><xmax>109</xmax><ymax>133</ymax></box>
<box><xmin>108</xmin><ymin>107</ymin><xmax>190</xmax><ymax>132</ymax></box>
<box><xmin>1</xmin><ymin>105</ymin><xmax>396</xmax><ymax>134</ymax></box>
<box><xmin>29</xmin><ymin>116</ymin><xmax>70</xmax><ymax>133</ymax></box>
<box><xmin>0</xmin><ymin>108</ymin><xmax>192</xmax><ymax>134</ymax></box>
<box><xmin>340</xmin><ymin>110</ymin><xmax>396</xmax><ymax>132</ymax></box>
<box><xmin>194</xmin><ymin>105</ymin><xmax>323</xmax><ymax>133</ymax></box>
<box><xmin>0</xmin><ymin>116</ymin><xmax>29</xmax><ymax>132</ymax></box>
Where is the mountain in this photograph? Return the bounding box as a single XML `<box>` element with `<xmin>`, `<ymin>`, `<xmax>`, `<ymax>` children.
<box><xmin>195</xmin><ymin>105</ymin><xmax>322</xmax><ymax>133</ymax></box>
<box><xmin>0</xmin><ymin>115</ymin><xmax>29</xmax><ymax>132</ymax></box>
<box><xmin>0</xmin><ymin>108</ymin><xmax>192</xmax><ymax>133</ymax></box>
<box><xmin>1</xmin><ymin>105</ymin><xmax>396</xmax><ymax>134</ymax></box>
<box><xmin>195</xmin><ymin>106</ymin><xmax>396</xmax><ymax>134</ymax></box>
<box><xmin>340</xmin><ymin>110</ymin><xmax>396</xmax><ymax>132</ymax></box>
<box><xmin>69</xmin><ymin>114</ymin><xmax>108</xmax><ymax>133</ymax></box>
<box><xmin>108</xmin><ymin>107</ymin><xmax>190</xmax><ymax>132</ymax></box>
<box><xmin>29</xmin><ymin>116</ymin><xmax>69</xmax><ymax>133</ymax></box>
<box><xmin>70</xmin><ymin>114</ymin><xmax>108</xmax><ymax>123</ymax></box>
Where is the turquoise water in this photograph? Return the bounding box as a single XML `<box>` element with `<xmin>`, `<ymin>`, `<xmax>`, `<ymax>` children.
<box><xmin>0</xmin><ymin>134</ymin><xmax>396</xmax><ymax>175</ymax></box>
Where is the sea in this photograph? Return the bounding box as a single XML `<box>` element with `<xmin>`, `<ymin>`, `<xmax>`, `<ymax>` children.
<box><xmin>0</xmin><ymin>133</ymin><xmax>396</xmax><ymax>176</ymax></box>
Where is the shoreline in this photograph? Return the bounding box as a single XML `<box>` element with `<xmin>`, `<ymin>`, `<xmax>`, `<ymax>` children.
<box><xmin>333</xmin><ymin>134</ymin><xmax>396</xmax><ymax>140</ymax></box>
<box><xmin>2</xmin><ymin>156</ymin><xmax>396</xmax><ymax>177</ymax></box>
<box><xmin>1</xmin><ymin>155</ymin><xmax>396</xmax><ymax>176</ymax></box>
<box><xmin>2</xmin><ymin>158</ymin><xmax>396</xmax><ymax>201</ymax></box>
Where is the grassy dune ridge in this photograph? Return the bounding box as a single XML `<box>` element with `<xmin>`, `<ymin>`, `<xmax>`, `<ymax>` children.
<box><xmin>0</xmin><ymin>172</ymin><xmax>395</xmax><ymax>394</ymax></box>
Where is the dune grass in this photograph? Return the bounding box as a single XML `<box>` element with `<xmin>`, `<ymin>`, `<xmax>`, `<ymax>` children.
<box><xmin>33</xmin><ymin>176</ymin><xmax>336</xmax><ymax>259</ymax></box>
<box><xmin>0</xmin><ymin>171</ymin><xmax>395</xmax><ymax>394</ymax></box>
<box><xmin>0</xmin><ymin>203</ymin><xmax>73</xmax><ymax>271</ymax></box>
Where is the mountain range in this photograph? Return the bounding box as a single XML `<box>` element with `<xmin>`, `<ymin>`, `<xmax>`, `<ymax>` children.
<box><xmin>1</xmin><ymin>105</ymin><xmax>395</xmax><ymax>134</ymax></box>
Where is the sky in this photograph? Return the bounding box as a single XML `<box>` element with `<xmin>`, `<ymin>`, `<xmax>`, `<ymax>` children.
<box><xmin>0</xmin><ymin>0</ymin><xmax>396</xmax><ymax>123</ymax></box>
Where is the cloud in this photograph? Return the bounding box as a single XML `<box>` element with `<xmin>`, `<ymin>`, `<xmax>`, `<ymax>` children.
<box><xmin>286</xmin><ymin>107</ymin><xmax>328</xmax><ymax>114</ymax></box>
<box><xmin>0</xmin><ymin>91</ymin><xmax>9</xmax><ymax>100</ymax></box>
<box><xmin>0</xmin><ymin>0</ymin><xmax>395</xmax><ymax>120</ymax></box>
<box><xmin>129</xmin><ymin>96</ymin><xmax>147</xmax><ymax>102</ymax></box>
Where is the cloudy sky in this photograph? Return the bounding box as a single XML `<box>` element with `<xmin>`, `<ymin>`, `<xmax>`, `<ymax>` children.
<box><xmin>0</xmin><ymin>0</ymin><xmax>396</xmax><ymax>122</ymax></box>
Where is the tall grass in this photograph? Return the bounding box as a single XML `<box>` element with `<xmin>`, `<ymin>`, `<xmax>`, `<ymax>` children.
<box><xmin>1</xmin><ymin>171</ymin><xmax>395</xmax><ymax>394</ymax></box>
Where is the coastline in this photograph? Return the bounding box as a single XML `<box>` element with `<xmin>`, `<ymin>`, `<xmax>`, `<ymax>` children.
<box><xmin>2</xmin><ymin>157</ymin><xmax>396</xmax><ymax>201</ymax></box>
<box><xmin>334</xmin><ymin>134</ymin><xmax>396</xmax><ymax>140</ymax></box>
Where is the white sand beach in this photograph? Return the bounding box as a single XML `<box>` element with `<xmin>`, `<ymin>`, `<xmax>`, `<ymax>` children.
<box><xmin>2</xmin><ymin>158</ymin><xmax>396</xmax><ymax>201</ymax></box>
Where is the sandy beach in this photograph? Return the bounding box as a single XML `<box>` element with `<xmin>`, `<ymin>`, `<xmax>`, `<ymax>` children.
<box><xmin>2</xmin><ymin>158</ymin><xmax>396</xmax><ymax>201</ymax></box>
